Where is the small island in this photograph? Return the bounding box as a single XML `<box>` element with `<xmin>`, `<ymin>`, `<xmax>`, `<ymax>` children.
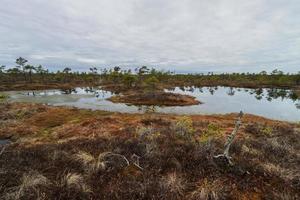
<box><xmin>103</xmin><ymin>71</ymin><xmax>201</xmax><ymax>106</ymax></box>
<box><xmin>108</xmin><ymin>91</ymin><xmax>201</xmax><ymax>106</ymax></box>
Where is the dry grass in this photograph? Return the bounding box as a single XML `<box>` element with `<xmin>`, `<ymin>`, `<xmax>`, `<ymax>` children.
<box><xmin>160</xmin><ymin>172</ymin><xmax>186</xmax><ymax>199</ymax></box>
<box><xmin>5</xmin><ymin>171</ymin><xmax>50</xmax><ymax>200</ymax></box>
<box><xmin>60</xmin><ymin>173</ymin><xmax>91</xmax><ymax>194</ymax></box>
<box><xmin>1</xmin><ymin>103</ymin><xmax>300</xmax><ymax>199</ymax></box>
<box><xmin>188</xmin><ymin>179</ymin><xmax>225</xmax><ymax>200</ymax></box>
<box><xmin>74</xmin><ymin>151</ymin><xmax>106</xmax><ymax>174</ymax></box>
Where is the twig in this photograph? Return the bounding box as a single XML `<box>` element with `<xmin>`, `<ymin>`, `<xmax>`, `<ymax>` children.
<box><xmin>131</xmin><ymin>154</ymin><xmax>143</xmax><ymax>170</ymax></box>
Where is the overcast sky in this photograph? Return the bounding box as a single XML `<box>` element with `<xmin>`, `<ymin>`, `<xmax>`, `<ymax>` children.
<box><xmin>0</xmin><ymin>0</ymin><xmax>299</xmax><ymax>73</ymax></box>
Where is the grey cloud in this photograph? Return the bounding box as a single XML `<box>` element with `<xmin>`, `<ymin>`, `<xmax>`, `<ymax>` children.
<box><xmin>0</xmin><ymin>0</ymin><xmax>299</xmax><ymax>73</ymax></box>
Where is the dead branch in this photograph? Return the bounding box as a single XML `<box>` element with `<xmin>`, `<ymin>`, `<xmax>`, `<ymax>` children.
<box><xmin>131</xmin><ymin>154</ymin><xmax>143</xmax><ymax>170</ymax></box>
<box><xmin>214</xmin><ymin>111</ymin><xmax>243</xmax><ymax>166</ymax></box>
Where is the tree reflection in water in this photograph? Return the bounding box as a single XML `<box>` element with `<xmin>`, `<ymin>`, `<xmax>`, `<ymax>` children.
<box><xmin>26</xmin><ymin>86</ymin><xmax>300</xmax><ymax>111</ymax></box>
<box><xmin>60</xmin><ymin>88</ymin><xmax>76</xmax><ymax>94</ymax></box>
<box><xmin>184</xmin><ymin>86</ymin><xmax>300</xmax><ymax>110</ymax></box>
<box><xmin>137</xmin><ymin>105</ymin><xmax>157</xmax><ymax>113</ymax></box>
<box><xmin>227</xmin><ymin>87</ymin><xmax>235</xmax><ymax>96</ymax></box>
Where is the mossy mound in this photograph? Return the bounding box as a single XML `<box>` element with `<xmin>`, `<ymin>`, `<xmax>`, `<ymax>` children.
<box><xmin>108</xmin><ymin>91</ymin><xmax>201</xmax><ymax>106</ymax></box>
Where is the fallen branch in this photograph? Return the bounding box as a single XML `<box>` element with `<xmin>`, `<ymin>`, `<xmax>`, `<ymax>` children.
<box><xmin>214</xmin><ymin>111</ymin><xmax>244</xmax><ymax>166</ymax></box>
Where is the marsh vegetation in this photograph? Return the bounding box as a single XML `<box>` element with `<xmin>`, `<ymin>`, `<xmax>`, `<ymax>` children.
<box><xmin>0</xmin><ymin>58</ymin><xmax>300</xmax><ymax>199</ymax></box>
<box><xmin>0</xmin><ymin>103</ymin><xmax>299</xmax><ymax>199</ymax></box>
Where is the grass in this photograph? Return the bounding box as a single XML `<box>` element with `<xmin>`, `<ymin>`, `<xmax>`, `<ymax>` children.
<box><xmin>160</xmin><ymin>172</ymin><xmax>186</xmax><ymax>199</ymax></box>
<box><xmin>0</xmin><ymin>102</ymin><xmax>299</xmax><ymax>199</ymax></box>
<box><xmin>74</xmin><ymin>151</ymin><xmax>106</xmax><ymax>174</ymax></box>
<box><xmin>60</xmin><ymin>173</ymin><xmax>91</xmax><ymax>195</ymax></box>
<box><xmin>4</xmin><ymin>171</ymin><xmax>50</xmax><ymax>200</ymax></box>
<box><xmin>187</xmin><ymin>178</ymin><xmax>226</xmax><ymax>200</ymax></box>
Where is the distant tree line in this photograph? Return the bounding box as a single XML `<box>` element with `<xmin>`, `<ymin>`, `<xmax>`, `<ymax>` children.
<box><xmin>1</xmin><ymin>57</ymin><xmax>300</xmax><ymax>89</ymax></box>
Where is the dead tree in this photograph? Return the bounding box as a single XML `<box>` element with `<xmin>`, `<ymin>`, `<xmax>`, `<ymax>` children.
<box><xmin>214</xmin><ymin>111</ymin><xmax>244</xmax><ymax>166</ymax></box>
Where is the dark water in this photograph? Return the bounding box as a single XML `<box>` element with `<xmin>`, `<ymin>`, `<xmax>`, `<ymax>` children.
<box><xmin>2</xmin><ymin>86</ymin><xmax>299</xmax><ymax>122</ymax></box>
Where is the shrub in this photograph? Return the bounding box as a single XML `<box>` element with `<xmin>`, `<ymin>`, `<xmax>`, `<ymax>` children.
<box><xmin>135</xmin><ymin>126</ymin><xmax>159</xmax><ymax>139</ymax></box>
<box><xmin>135</xmin><ymin>126</ymin><xmax>160</xmax><ymax>154</ymax></box>
<box><xmin>172</xmin><ymin>116</ymin><xmax>195</xmax><ymax>139</ymax></box>
<box><xmin>245</xmin><ymin>123</ymin><xmax>273</xmax><ymax>136</ymax></box>
<box><xmin>143</xmin><ymin>76</ymin><xmax>159</xmax><ymax>92</ymax></box>
<box><xmin>198</xmin><ymin>123</ymin><xmax>221</xmax><ymax>143</ymax></box>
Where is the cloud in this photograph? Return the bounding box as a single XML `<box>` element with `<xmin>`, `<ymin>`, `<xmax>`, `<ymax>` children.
<box><xmin>0</xmin><ymin>0</ymin><xmax>299</xmax><ymax>72</ymax></box>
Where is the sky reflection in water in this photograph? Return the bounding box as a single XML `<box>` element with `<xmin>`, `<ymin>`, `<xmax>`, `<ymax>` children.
<box><xmin>3</xmin><ymin>86</ymin><xmax>300</xmax><ymax>122</ymax></box>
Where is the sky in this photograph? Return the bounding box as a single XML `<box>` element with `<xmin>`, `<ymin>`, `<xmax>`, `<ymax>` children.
<box><xmin>0</xmin><ymin>0</ymin><xmax>300</xmax><ymax>73</ymax></box>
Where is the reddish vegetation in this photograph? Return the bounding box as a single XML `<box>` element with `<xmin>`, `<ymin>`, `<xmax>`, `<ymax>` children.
<box><xmin>108</xmin><ymin>91</ymin><xmax>201</xmax><ymax>106</ymax></box>
<box><xmin>0</xmin><ymin>103</ymin><xmax>299</xmax><ymax>199</ymax></box>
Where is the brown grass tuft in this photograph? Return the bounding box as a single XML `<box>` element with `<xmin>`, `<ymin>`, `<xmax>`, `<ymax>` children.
<box><xmin>60</xmin><ymin>173</ymin><xmax>91</xmax><ymax>194</ymax></box>
<box><xmin>188</xmin><ymin>179</ymin><xmax>225</xmax><ymax>200</ymax></box>
<box><xmin>160</xmin><ymin>172</ymin><xmax>186</xmax><ymax>199</ymax></box>
<box><xmin>5</xmin><ymin>171</ymin><xmax>50</xmax><ymax>200</ymax></box>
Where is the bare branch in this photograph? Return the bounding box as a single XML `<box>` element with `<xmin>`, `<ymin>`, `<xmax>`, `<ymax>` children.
<box><xmin>131</xmin><ymin>154</ymin><xmax>143</xmax><ymax>170</ymax></box>
<box><xmin>214</xmin><ymin>111</ymin><xmax>244</xmax><ymax>166</ymax></box>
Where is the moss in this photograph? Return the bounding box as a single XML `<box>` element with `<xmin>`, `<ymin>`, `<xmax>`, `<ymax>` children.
<box><xmin>261</xmin><ymin>126</ymin><xmax>273</xmax><ymax>136</ymax></box>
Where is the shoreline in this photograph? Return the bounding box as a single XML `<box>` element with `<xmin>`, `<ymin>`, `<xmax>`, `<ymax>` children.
<box><xmin>1</xmin><ymin>82</ymin><xmax>299</xmax><ymax>92</ymax></box>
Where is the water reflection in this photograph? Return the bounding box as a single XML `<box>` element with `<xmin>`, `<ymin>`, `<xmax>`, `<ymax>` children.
<box><xmin>61</xmin><ymin>88</ymin><xmax>77</xmax><ymax>94</ymax></box>
<box><xmin>3</xmin><ymin>86</ymin><xmax>300</xmax><ymax>121</ymax></box>
<box><xmin>24</xmin><ymin>87</ymin><xmax>114</xmax><ymax>100</ymax></box>
<box><xmin>174</xmin><ymin>86</ymin><xmax>299</xmax><ymax>109</ymax></box>
<box><xmin>227</xmin><ymin>87</ymin><xmax>235</xmax><ymax>96</ymax></box>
